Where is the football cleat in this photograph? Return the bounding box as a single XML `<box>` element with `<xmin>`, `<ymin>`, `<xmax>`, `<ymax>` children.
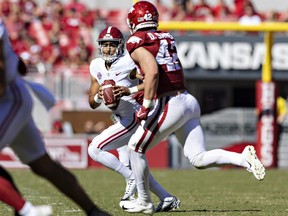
<box><xmin>121</xmin><ymin>178</ymin><xmax>137</xmax><ymax>201</ymax></box>
<box><xmin>242</xmin><ymin>145</ymin><xmax>265</xmax><ymax>181</ymax></box>
<box><xmin>28</xmin><ymin>205</ymin><xmax>53</xmax><ymax>216</ymax></box>
<box><xmin>155</xmin><ymin>196</ymin><xmax>180</xmax><ymax>212</ymax></box>
<box><xmin>121</xmin><ymin>199</ymin><xmax>155</xmax><ymax>215</ymax></box>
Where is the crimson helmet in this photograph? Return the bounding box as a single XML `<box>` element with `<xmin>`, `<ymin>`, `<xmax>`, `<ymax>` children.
<box><xmin>97</xmin><ymin>26</ymin><xmax>124</xmax><ymax>63</ymax></box>
<box><xmin>127</xmin><ymin>1</ymin><xmax>159</xmax><ymax>34</ymax></box>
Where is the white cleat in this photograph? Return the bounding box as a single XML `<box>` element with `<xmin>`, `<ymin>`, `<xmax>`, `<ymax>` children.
<box><xmin>121</xmin><ymin>199</ymin><xmax>155</xmax><ymax>215</ymax></box>
<box><xmin>155</xmin><ymin>196</ymin><xmax>180</xmax><ymax>212</ymax></box>
<box><xmin>242</xmin><ymin>145</ymin><xmax>265</xmax><ymax>181</ymax></box>
<box><xmin>119</xmin><ymin>194</ymin><xmax>136</xmax><ymax>209</ymax></box>
<box><xmin>121</xmin><ymin>178</ymin><xmax>137</xmax><ymax>201</ymax></box>
<box><xmin>27</xmin><ymin>205</ymin><xmax>53</xmax><ymax>216</ymax></box>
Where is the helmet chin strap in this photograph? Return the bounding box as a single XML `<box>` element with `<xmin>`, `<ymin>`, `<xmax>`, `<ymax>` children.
<box><xmin>100</xmin><ymin>47</ymin><xmax>120</xmax><ymax>63</ymax></box>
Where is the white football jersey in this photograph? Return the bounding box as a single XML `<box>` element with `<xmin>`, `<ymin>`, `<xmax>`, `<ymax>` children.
<box><xmin>89</xmin><ymin>53</ymin><xmax>140</xmax><ymax>119</ymax></box>
<box><xmin>0</xmin><ymin>20</ymin><xmax>19</xmax><ymax>83</ymax></box>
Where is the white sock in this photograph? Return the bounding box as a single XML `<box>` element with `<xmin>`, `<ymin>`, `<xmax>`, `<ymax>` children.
<box><xmin>19</xmin><ymin>201</ymin><xmax>34</xmax><ymax>216</ymax></box>
<box><xmin>130</xmin><ymin>150</ymin><xmax>152</xmax><ymax>204</ymax></box>
<box><xmin>93</xmin><ymin>149</ymin><xmax>133</xmax><ymax>179</ymax></box>
<box><xmin>115</xmin><ymin>163</ymin><xmax>134</xmax><ymax>180</ymax></box>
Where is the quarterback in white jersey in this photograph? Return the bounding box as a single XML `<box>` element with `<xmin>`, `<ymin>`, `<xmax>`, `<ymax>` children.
<box><xmin>88</xmin><ymin>27</ymin><xmax>179</xmax><ymax>207</ymax></box>
<box><xmin>88</xmin><ymin>26</ymin><xmax>142</xmax><ymax>202</ymax></box>
<box><xmin>89</xmin><ymin>50</ymin><xmax>140</xmax><ymax>120</ymax></box>
<box><xmin>0</xmin><ymin>20</ymin><xmax>110</xmax><ymax>216</ymax></box>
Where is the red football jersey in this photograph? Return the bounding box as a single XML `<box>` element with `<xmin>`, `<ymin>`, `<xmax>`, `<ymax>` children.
<box><xmin>126</xmin><ymin>30</ymin><xmax>185</xmax><ymax>97</ymax></box>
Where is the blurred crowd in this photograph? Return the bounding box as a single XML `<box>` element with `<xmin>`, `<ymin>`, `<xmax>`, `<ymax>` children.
<box><xmin>1</xmin><ymin>0</ymin><xmax>288</xmax><ymax>75</ymax></box>
<box><xmin>156</xmin><ymin>0</ymin><xmax>288</xmax><ymax>23</ymax></box>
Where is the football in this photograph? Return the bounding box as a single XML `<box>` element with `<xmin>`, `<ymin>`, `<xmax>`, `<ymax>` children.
<box><xmin>101</xmin><ymin>80</ymin><xmax>119</xmax><ymax>109</ymax></box>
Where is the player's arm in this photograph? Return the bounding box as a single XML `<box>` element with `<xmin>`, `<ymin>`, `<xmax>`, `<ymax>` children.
<box><xmin>130</xmin><ymin>47</ymin><xmax>158</xmax><ymax>107</ymax></box>
<box><xmin>88</xmin><ymin>75</ymin><xmax>102</xmax><ymax>109</ymax></box>
<box><xmin>0</xmin><ymin>38</ymin><xmax>6</xmax><ymax>97</ymax></box>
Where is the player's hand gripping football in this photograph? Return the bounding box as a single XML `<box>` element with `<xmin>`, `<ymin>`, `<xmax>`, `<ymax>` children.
<box><xmin>113</xmin><ymin>86</ymin><xmax>130</xmax><ymax>98</ymax></box>
<box><xmin>98</xmin><ymin>86</ymin><xmax>103</xmax><ymax>99</ymax></box>
<box><xmin>135</xmin><ymin>106</ymin><xmax>150</xmax><ymax>124</ymax></box>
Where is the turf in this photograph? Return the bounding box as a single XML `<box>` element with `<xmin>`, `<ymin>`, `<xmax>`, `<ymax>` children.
<box><xmin>0</xmin><ymin>168</ymin><xmax>287</xmax><ymax>216</ymax></box>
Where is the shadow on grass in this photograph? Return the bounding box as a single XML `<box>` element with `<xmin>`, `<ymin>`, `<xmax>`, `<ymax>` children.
<box><xmin>163</xmin><ymin>209</ymin><xmax>261</xmax><ymax>213</ymax></box>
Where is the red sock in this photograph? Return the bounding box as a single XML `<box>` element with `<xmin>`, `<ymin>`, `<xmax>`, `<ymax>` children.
<box><xmin>0</xmin><ymin>177</ymin><xmax>26</xmax><ymax>211</ymax></box>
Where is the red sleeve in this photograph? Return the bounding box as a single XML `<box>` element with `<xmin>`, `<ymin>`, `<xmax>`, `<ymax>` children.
<box><xmin>126</xmin><ymin>32</ymin><xmax>146</xmax><ymax>54</ymax></box>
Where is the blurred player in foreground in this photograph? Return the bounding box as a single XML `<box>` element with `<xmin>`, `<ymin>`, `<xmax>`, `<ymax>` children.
<box><xmin>0</xmin><ymin>19</ymin><xmax>109</xmax><ymax>216</ymax></box>
<box><xmin>121</xmin><ymin>1</ymin><xmax>266</xmax><ymax>214</ymax></box>
<box><xmin>87</xmin><ymin>26</ymin><xmax>180</xmax><ymax>211</ymax></box>
<box><xmin>0</xmin><ymin>165</ymin><xmax>52</xmax><ymax>216</ymax></box>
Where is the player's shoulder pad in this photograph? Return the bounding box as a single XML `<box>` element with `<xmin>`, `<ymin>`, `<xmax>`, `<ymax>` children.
<box><xmin>89</xmin><ymin>58</ymin><xmax>102</xmax><ymax>70</ymax></box>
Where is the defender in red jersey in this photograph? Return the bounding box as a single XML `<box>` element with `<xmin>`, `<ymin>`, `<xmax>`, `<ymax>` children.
<box><xmin>122</xmin><ymin>1</ymin><xmax>265</xmax><ymax>214</ymax></box>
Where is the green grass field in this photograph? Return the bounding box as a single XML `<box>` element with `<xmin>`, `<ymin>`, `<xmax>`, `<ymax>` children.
<box><xmin>0</xmin><ymin>168</ymin><xmax>287</xmax><ymax>216</ymax></box>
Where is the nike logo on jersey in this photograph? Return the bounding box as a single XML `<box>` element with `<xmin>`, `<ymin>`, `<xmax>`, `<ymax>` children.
<box><xmin>115</xmin><ymin>72</ymin><xmax>121</xmax><ymax>76</ymax></box>
<box><xmin>127</xmin><ymin>36</ymin><xmax>142</xmax><ymax>44</ymax></box>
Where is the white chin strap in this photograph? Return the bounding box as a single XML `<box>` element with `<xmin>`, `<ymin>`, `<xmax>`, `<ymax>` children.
<box><xmin>101</xmin><ymin>48</ymin><xmax>119</xmax><ymax>63</ymax></box>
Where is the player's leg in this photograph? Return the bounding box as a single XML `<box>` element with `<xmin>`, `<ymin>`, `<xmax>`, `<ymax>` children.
<box><xmin>88</xmin><ymin>119</ymin><xmax>138</xmax><ymax>201</ymax></box>
<box><xmin>0</xmin><ymin>166</ymin><xmax>25</xmax><ymax>213</ymax></box>
<box><xmin>175</xmin><ymin>117</ymin><xmax>245</xmax><ymax>167</ymax></box>
<box><xmin>0</xmin><ymin>78</ymin><xmax>32</xmax><ymax>149</ymax></box>
<box><xmin>88</xmin><ymin>120</ymin><xmax>137</xmax><ymax>179</ymax></box>
<box><xmin>125</xmin><ymin>147</ymin><xmax>154</xmax><ymax>214</ymax></box>
<box><xmin>117</xmin><ymin>145</ymin><xmax>137</xmax><ymax>201</ymax></box>
<box><xmin>124</xmin><ymin>96</ymin><xmax>184</xmax><ymax>213</ymax></box>
<box><xmin>29</xmin><ymin>154</ymin><xmax>109</xmax><ymax>215</ymax></box>
<box><xmin>88</xmin><ymin>120</ymin><xmax>135</xmax><ymax>179</ymax></box>
<box><xmin>11</xmin><ymin>119</ymin><xmax>110</xmax><ymax>216</ymax></box>
<box><xmin>117</xmin><ymin>145</ymin><xmax>130</xmax><ymax>168</ymax></box>
<box><xmin>175</xmin><ymin>112</ymin><xmax>265</xmax><ymax>180</ymax></box>
<box><xmin>0</xmin><ymin>166</ymin><xmax>52</xmax><ymax>216</ymax></box>
<box><xmin>119</xmin><ymin>145</ymin><xmax>180</xmax><ymax>211</ymax></box>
